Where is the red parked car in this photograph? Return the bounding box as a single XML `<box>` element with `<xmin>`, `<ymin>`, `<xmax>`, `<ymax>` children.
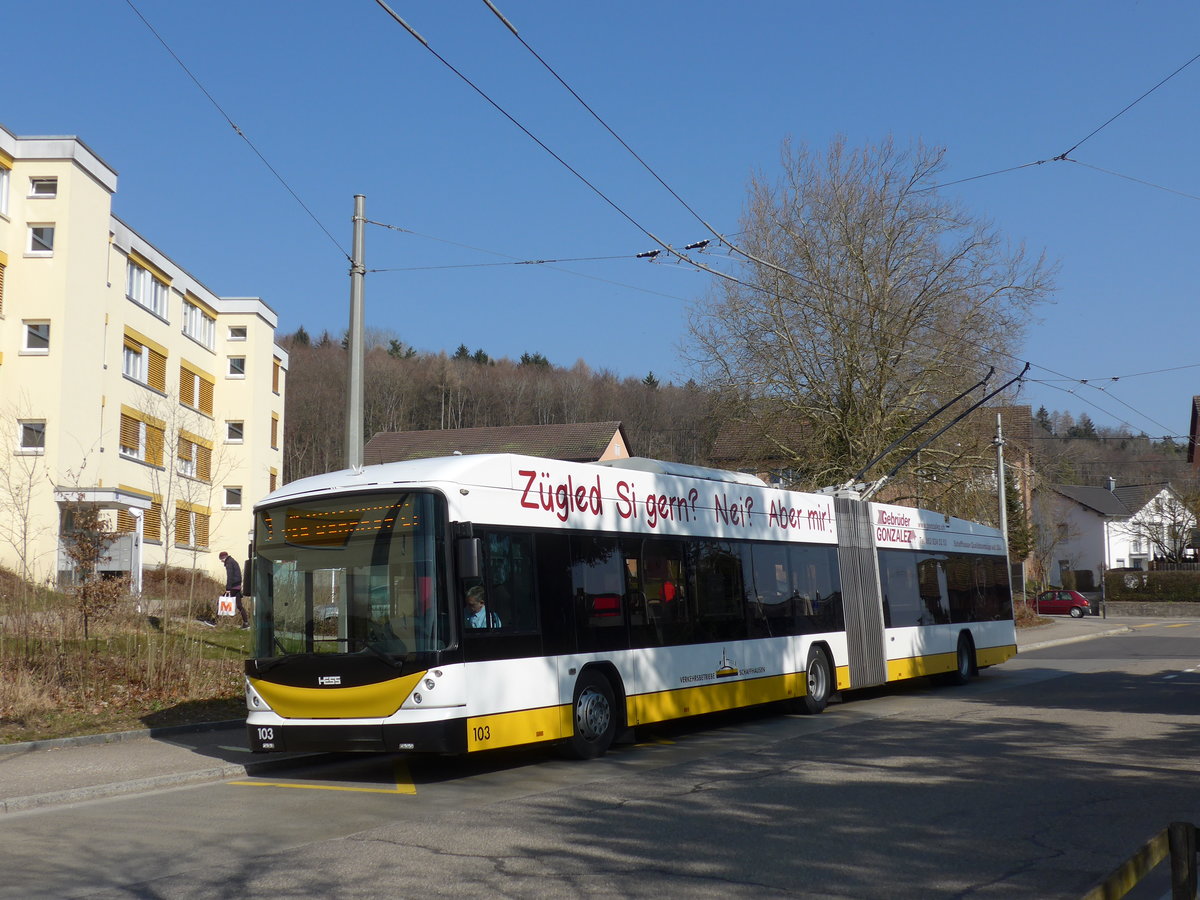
<box><xmin>1034</xmin><ymin>589</ymin><xmax>1092</xmax><ymax>618</ymax></box>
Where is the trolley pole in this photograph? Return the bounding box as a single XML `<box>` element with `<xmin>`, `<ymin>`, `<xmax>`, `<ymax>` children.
<box><xmin>995</xmin><ymin>414</ymin><xmax>1008</xmax><ymax>541</ymax></box>
<box><xmin>995</xmin><ymin>413</ymin><xmax>1011</xmax><ymax>583</ymax></box>
<box><xmin>346</xmin><ymin>194</ymin><xmax>366</xmax><ymax>469</ymax></box>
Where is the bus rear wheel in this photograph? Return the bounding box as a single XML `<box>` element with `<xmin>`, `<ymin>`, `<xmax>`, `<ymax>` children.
<box><xmin>800</xmin><ymin>647</ymin><xmax>832</xmax><ymax>715</ymax></box>
<box><xmin>564</xmin><ymin>670</ymin><xmax>617</xmax><ymax>759</ymax></box>
<box><xmin>943</xmin><ymin>634</ymin><xmax>974</xmax><ymax>686</ymax></box>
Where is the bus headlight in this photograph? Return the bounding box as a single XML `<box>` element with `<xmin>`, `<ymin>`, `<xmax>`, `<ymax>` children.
<box><xmin>245</xmin><ymin>678</ymin><xmax>271</xmax><ymax>711</ymax></box>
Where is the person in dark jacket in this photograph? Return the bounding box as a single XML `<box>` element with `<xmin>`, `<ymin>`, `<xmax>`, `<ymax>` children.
<box><xmin>219</xmin><ymin>551</ymin><xmax>249</xmax><ymax>628</ymax></box>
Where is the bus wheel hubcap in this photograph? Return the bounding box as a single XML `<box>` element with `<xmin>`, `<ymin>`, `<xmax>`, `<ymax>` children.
<box><xmin>577</xmin><ymin>688</ymin><xmax>610</xmax><ymax>740</ymax></box>
<box><xmin>808</xmin><ymin>662</ymin><xmax>826</xmax><ymax>700</ymax></box>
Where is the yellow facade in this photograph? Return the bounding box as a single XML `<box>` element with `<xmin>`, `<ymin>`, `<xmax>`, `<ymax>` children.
<box><xmin>0</xmin><ymin>124</ymin><xmax>286</xmax><ymax>590</ymax></box>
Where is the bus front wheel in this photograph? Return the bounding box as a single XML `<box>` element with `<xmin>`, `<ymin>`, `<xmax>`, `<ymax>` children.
<box><xmin>800</xmin><ymin>647</ymin><xmax>832</xmax><ymax>715</ymax></box>
<box><xmin>565</xmin><ymin>670</ymin><xmax>617</xmax><ymax>759</ymax></box>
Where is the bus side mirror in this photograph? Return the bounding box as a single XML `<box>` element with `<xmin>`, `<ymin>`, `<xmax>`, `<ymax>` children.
<box><xmin>456</xmin><ymin>537</ymin><xmax>482</xmax><ymax>580</ymax></box>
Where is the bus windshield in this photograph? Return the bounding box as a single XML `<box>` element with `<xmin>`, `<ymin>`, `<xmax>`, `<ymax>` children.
<box><xmin>251</xmin><ymin>491</ymin><xmax>448</xmax><ymax>658</ymax></box>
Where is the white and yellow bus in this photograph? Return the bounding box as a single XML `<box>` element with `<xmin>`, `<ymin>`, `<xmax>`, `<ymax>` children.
<box><xmin>245</xmin><ymin>454</ymin><xmax>1016</xmax><ymax>758</ymax></box>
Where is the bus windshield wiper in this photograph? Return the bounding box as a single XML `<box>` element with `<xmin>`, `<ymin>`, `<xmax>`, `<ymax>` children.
<box><xmin>357</xmin><ymin>640</ymin><xmax>405</xmax><ymax>669</ymax></box>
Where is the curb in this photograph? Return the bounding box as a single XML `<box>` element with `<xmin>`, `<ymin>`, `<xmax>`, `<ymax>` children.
<box><xmin>0</xmin><ymin>753</ymin><xmax>322</xmax><ymax>814</ymax></box>
<box><xmin>1019</xmin><ymin>625</ymin><xmax>1132</xmax><ymax>653</ymax></box>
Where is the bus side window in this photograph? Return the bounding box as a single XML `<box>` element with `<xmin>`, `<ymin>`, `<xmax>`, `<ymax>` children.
<box><xmin>569</xmin><ymin>535</ymin><xmax>629</xmax><ymax>653</ymax></box>
<box><xmin>690</xmin><ymin>540</ymin><xmax>748</xmax><ymax>644</ymax></box>
<box><xmin>473</xmin><ymin>529</ymin><xmax>537</xmax><ymax>632</ymax></box>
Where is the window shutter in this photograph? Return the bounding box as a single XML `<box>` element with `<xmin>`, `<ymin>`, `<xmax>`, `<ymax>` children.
<box><xmin>146</xmin><ymin>422</ymin><xmax>165</xmax><ymax>467</ymax></box>
<box><xmin>144</xmin><ymin>501</ymin><xmax>162</xmax><ymax>543</ymax></box>
<box><xmin>147</xmin><ymin>348</ymin><xmax>167</xmax><ymax>392</ymax></box>
<box><xmin>195</xmin><ymin>513</ymin><xmax>210</xmax><ymax>549</ymax></box>
<box><xmin>175</xmin><ymin>505</ymin><xmax>191</xmax><ymax>546</ymax></box>
<box><xmin>0</xmin><ymin>261</ymin><xmax>5</xmax><ymax>316</ymax></box>
<box><xmin>197</xmin><ymin>445</ymin><xmax>212</xmax><ymax>481</ymax></box>
<box><xmin>117</xmin><ymin>509</ymin><xmax>136</xmax><ymax>533</ymax></box>
<box><xmin>179</xmin><ymin>367</ymin><xmax>194</xmax><ymax>407</ymax></box>
<box><xmin>119</xmin><ymin>414</ymin><xmax>140</xmax><ymax>456</ymax></box>
<box><xmin>199</xmin><ymin>376</ymin><xmax>214</xmax><ymax>415</ymax></box>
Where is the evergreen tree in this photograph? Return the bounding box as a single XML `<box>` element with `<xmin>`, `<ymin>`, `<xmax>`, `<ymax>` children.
<box><xmin>387</xmin><ymin>339</ymin><xmax>417</xmax><ymax>359</ymax></box>
<box><xmin>292</xmin><ymin>325</ymin><xmax>311</xmax><ymax>346</ymax></box>
<box><xmin>1004</xmin><ymin>471</ymin><xmax>1034</xmax><ymax>561</ymax></box>
<box><xmin>1034</xmin><ymin>405</ymin><xmax>1052</xmax><ymax>434</ymax></box>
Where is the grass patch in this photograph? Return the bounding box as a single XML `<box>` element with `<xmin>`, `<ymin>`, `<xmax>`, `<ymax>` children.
<box><xmin>0</xmin><ymin>565</ymin><xmax>248</xmax><ymax>745</ymax></box>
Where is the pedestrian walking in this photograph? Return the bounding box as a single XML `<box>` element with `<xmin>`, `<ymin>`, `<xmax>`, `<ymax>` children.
<box><xmin>219</xmin><ymin>550</ymin><xmax>249</xmax><ymax>628</ymax></box>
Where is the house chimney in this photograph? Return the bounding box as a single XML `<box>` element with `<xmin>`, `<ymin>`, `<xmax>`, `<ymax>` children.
<box><xmin>1107</xmin><ymin>476</ymin><xmax>1117</xmax><ymax>492</ymax></box>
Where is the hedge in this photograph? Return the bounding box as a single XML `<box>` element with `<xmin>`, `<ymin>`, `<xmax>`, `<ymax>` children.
<box><xmin>1104</xmin><ymin>569</ymin><xmax>1200</xmax><ymax>602</ymax></box>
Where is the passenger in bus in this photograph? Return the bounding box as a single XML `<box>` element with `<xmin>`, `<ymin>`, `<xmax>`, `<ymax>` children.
<box><xmin>464</xmin><ymin>584</ymin><xmax>501</xmax><ymax>629</ymax></box>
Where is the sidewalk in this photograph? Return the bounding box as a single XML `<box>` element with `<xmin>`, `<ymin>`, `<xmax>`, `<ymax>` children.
<box><xmin>0</xmin><ymin>720</ymin><xmax>316</xmax><ymax>814</ymax></box>
<box><xmin>0</xmin><ymin>616</ymin><xmax>1146</xmax><ymax>814</ymax></box>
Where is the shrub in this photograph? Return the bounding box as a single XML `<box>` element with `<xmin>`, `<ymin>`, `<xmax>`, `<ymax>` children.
<box><xmin>1104</xmin><ymin>569</ymin><xmax>1200</xmax><ymax>602</ymax></box>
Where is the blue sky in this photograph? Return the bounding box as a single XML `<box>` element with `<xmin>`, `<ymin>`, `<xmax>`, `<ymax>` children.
<box><xmin>8</xmin><ymin>1</ymin><xmax>1199</xmax><ymax>438</ymax></box>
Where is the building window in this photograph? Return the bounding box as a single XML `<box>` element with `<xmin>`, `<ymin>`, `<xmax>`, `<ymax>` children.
<box><xmin>0</xmin><ymin>259</ymin><xmax>6</xmax><ymax>316</ymax></box>
<box><xmin>179</xmin><ymin>364</ymin><xmax>214</xmax><ymax>416</ymax></box>
<box><xmin>272</xmin><ymin>357</ymin><xmax>283</xmax><ymax>394</ymax></box>
<box><xmin>177</xmin><ymin>432</ymin><xmax>212</xmax><ymax>482</ymax></box>
<box><xmin>28</xmin><ymin>224</ymin><xmax>55</xmax><ymax>256</ymax></box>
<box><xmin>18</xmin><ymin>420</ymin><xmax>46</xmax><ymax>453</ymax></box>
<box><xmin>270</xmin><ymin>413</ymin><xmax>279</xmax><ymax>450</ymax></box>
<box><xmin>126</xmin><ymin>259</ymin><xmax>169</xmax><ymax>319</ymax></box>
<box><xmin>23</xmin><ymin>321</ymin><xmax>50</xmax><ymax>353</ymax></box>
<box><xmin>175</xmin><ymin>504</ymin><xmax>210</xmax><ymax>550</ymax></box>
<box><xmin>123</xmin><ymin>342</ymin><xmax>146</xmax><ymax>382</ymax></box>
<box><xmin>0</xmin><ymin>165</ymin><xmax>9</xmax><ymax>216</ymax></box>
<box><xmin>182</xmin><ymin>298</ymin><xmax>215</xmax><ymax>349</ymax></box>
<box><xmin>228</xmin><ymin>325</ymin><xmax>247</xmax><ymax>341</ymax></box>
<box><xmin>118</xmin><ymin>409</ymin><xmax>165</xmax><ymax>466</ymax></box>
<box><xmin>29</xmin><ymin>177</ymin><xmax>57</xmax><ymax>198</ymax></box>
<box><xmin>228</xmin><ymin>356</ymin><xmax>246</xmax><ymax>377</ymax></box>
<box><xmin>226</xmin><ymin>421</ymin><xmax>244</xmax><ymax>443</ymax></box>
<box><xmin>269</xmin><ymin>468</ymin><xmax>278</xmax><ymax>492</ymax></box>
<box><xmin>224</xmin><ymin>486</ymin><xmax>243</xmax><ymax>509</ymax></box>
<box><xmin>123</xmin><ymin>331</ymin><xmax>167</xmax><ymax>392</ymax></box>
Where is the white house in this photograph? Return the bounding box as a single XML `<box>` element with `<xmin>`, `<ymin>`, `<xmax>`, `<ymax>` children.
<box><xmin>1035</xmin><ymin>480</ymin><xmax>1195</xmax><ymax>590</ymax></box>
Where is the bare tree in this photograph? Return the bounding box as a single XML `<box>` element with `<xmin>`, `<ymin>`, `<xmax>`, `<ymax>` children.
<box><xmin>688</xmin><ymin>136</ymin><xmax>1055</xmax><ymax>497</ymax></box>
<box><xmin>1114</xmin><ymin>488</ymin><xmax>1197</xmax><ymax>564</ymax></box>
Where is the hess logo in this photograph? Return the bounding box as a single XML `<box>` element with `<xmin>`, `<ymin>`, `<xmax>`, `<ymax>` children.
<box><xmin>317</xmin><ymin>675</ymin><xmax>342</xmax><ymax>686</ymax></box>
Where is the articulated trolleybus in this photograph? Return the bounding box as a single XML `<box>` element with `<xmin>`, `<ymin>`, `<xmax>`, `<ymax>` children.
<box><xmin>245</xmin><ymin>454</ymin><xmax>1016</xmax><ymax>758</ymax></box>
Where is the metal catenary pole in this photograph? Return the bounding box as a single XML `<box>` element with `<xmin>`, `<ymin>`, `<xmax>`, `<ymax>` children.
<box><xmin>346</xmin><ymin>194</ymin><xmax>366</xmax><ymax>468</ymax></box>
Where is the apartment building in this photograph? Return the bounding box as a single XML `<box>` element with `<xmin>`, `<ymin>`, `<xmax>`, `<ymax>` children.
<box><xmin>0</xmin><ymin>124</ymin><xmax>286</xmax><ymax>591</ymax></box>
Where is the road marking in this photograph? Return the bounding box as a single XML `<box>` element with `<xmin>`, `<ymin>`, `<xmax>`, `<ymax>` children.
<box><xmin>219</xmin><ymin>745</ymin><xmax>253</xmax><ymax>754</ymax></box>
<box><xmin>228</xmin><ymin>760</ymin><xmax>416</xmax><ymax>795</ymax></box>
<box><xmin>1164</xmin><ymin>623</ymin><xmax>1194</xmax><ymax>628</ymax></box>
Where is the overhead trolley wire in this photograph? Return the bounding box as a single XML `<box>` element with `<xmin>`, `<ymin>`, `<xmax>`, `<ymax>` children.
<box><xmin>123</xmin><ymin>0</ymin><xmax>350</xmax><ymax>261</ymax></box>
<box><xmin>376</xmin><ymin>2</ymin><xmax>1178</xmax><ymax>439</ymax></box>
<box><xmin>927</xmin><ymin>49</ymin><xmax>1200</xmax><ymax>194</ymax></box>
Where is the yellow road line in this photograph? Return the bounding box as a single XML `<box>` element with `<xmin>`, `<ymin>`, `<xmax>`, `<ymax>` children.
<box><xmin>229</xmin><ymin>760</ymin><xmax>416</xmax><ymax>795</ymax></box>
<box><xmin>1164</xmin><ymin>622</ymin><xmax>1195</xmax><ymax>628</ymax></box>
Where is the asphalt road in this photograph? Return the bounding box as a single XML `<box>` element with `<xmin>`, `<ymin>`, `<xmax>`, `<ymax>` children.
<box><xmin>1</xmin><ymin>619</ymin><xmax>1197</xmax><ymax>899</ymax></box>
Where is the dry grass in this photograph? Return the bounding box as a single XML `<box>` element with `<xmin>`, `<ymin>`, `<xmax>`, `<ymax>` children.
<box><xmin>0</xmin><ymin>565</ymin><xmax>248</xmax><ymax>744</ymax></box>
